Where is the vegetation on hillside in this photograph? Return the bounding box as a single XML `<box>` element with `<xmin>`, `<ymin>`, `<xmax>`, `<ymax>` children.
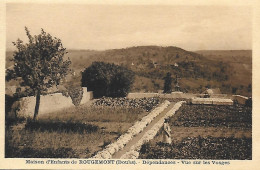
<box><xmin>6</xmin><ymin>46</ymin><xmax>252</xmax><ymax>97</ymax></box>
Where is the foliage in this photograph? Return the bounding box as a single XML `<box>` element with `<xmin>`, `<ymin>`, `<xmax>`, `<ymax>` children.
<box><xmin>6</xmin><ymin>27</ymin><xmax>71</xmax><ymax>119</ymax></box>
<box><xmin>67</xmin><ymin>86</ymin><xmax>83</xmax><ymax>106</ymax></box>
<box><xmin>5</xmin><ymin>94</ymin><xmax>18</xmax><ymax>118</ymax></box>
<box><xmin>81</xmin><ymin>62</ymin><xmax>135</xmax><ymax>98</ymax></box>
<box><xmin>163</xmin><ymin>72</ymin><xmax>172</xmax><ymax>93</ymax></box>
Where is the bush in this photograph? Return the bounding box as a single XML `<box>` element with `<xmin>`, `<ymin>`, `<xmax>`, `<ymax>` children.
<box><xmin>68</xmin><ymin>86</ymin><xmax>83</xmax><ymax>106</ymax></box>
<box><xmin>5</xmin><ymin>94</ymin><xmax>18</xmax><ymax>118</ymax></box>
<box><xmin>163</xmin><ymin>72</ymin><xmax>172</xmax><ymax>93</ymax></box>
<box><xmin>60</xmin><ymin>84</ymin><xmax>83</xmax><ymax>106</ymax></box>
<box><xmin>81</xmin><ymin>62</ymin><xmax>135</xmax><ymax>98</ymax></box>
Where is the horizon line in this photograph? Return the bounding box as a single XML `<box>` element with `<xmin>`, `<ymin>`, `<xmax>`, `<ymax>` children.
<box><xmin>5</xmin><ymin>45</ymin><xmax>253</xmax><ymax>52</ymax></box>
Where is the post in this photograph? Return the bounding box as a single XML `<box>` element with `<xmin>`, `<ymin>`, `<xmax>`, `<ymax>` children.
<box><xmin>33</xmin><ymin>91</ymin><xmax>41</xmax><ymax>120</ymax></box>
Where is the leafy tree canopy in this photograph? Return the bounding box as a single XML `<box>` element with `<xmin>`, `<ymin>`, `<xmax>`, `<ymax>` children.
<box><xmin>82</xmin><ymin>62</ymin><xmax>135</xmax><ymax>98</ymax></box>
<box><xmin>6</xmin><ymin>27</ymin><xmax>71</xmax><ymax>120</ymax></box>
<box><xmin>6</xmin><ymin>27</ymin><xmax>71</xmax><ymax>95</ymax></box>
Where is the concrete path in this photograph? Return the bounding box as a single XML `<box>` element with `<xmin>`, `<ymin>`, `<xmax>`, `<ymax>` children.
<box><xmin>112</xmin><ymin>102</ymin><xmax>176</xmax><ymax>159</ymax></box>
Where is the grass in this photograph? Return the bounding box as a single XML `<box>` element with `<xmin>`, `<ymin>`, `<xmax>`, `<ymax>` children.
<box><xmin>5</xmin><ymin>101</ymin><xmax>150</xmax><ymax>158</ymax></box>
<box><xmin>6</xmin><ymin>128</ymin><xmax>117</xmax><ymax>158</ymax></box>
<box><xmin>38</xmin><ymin>102</ymin><xmax>146</xmax><ymax>123</ymax></box>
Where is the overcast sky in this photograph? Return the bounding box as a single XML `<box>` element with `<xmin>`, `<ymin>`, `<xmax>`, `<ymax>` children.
<box><xmin>6</xmin><ymin>4</ymin><xmax>252</xmax><ymax>51</ymax></box>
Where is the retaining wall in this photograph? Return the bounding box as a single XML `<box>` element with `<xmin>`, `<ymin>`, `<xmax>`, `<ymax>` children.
<box><xmin>127</xmin><ymin>92</ymin><xmax>197</xmax><ymax>99</ymax></box>
<box><xmin>10</xmin><ymin>87</ymin><xmax>93</xmax><ymax>118</ymax></box>
<box><xmin>191</xmin><ymin>98</ymin><xmax>233</xmax><ymax>105</ymax></box>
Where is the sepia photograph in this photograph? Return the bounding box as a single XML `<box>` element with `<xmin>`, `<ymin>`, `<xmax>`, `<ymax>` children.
<box><xmin>2</xmin><ymin>0</ymin><xmax>257</xmax><ymax>167</ymax></box>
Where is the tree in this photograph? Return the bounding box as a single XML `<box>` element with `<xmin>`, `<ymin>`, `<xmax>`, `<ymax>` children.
<box><xmin>232</xmin><ymin>87</ymin><xmax>238</xmax><ymax>94</ymax></box>
<box><xmin>163</xmin><ymin>72</ymin><xmax>172</xmax><ymax>93</ymax></box>
<box><xmin>6</xmin><ymin>27</ymin><xmax>71</xmax><ymax>120</ymax></box>
<box><xmin>81</xmin><ymin>62</ymin><xmax>135</xmax><ymax>98</ymax></box>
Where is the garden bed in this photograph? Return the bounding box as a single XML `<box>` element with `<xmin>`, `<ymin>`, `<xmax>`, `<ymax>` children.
<box><xmin>138</xmin><ymin>104</ymin><xmax>252</xmax><ymax>159</ymax></box>
<box><xmin>171</xmin><ymin>104</ymin><xmax>252</xmax><ymax>128</ymax></box>
<box><xmin>139</xmin><ymin>137</ymin><xmax>252</xmax><ymax>159</ymax></box>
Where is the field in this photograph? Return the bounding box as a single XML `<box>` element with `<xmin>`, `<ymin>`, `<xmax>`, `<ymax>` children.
<box><xmin>5</xmin><ymin>97</ymin><xmax>161</xmax><ymax>158</ymax></box>
<box><xmin>139</xmin><ymin>103</ymin><xmax>252</xmax><ymax>159</ymax></box>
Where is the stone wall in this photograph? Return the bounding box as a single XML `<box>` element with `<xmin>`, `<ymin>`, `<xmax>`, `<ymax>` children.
<box><xmin>191</xmin><ymin>98</ymin><xmax>233</xmax><ymax>105</ymax></box>
<box><xmin>10</xmin><ymin>87</ymin><xmax>93</xmax><ymax>118</ymax></box>
<box><xmin>127</xmin><ymin>92</ymin><xmax>231</xmax><ymax>100</ymax></box>
<box><xmin>127</xmin><ymin>92</ymin><xmax>197</xmax><ymax>99</ymax></box>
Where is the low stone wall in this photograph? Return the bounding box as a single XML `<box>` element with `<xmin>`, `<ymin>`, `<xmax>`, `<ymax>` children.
<box><xmin>196</xmin><ymin>94</ymin><xmax>229</xmax><ymax>98</ymax></box>
<box><xmin>127</xmin><ymin>92</ymin><xmax>197</xmax><ymax>99</ymax></box>
<box><xmin>232</xmin><ymin>95</ymin><xmax>249</xmax><ymax>105</ymax></box>
<box><xmin>191</xmin><ymin>98</ymin><xmax>233</xmax><ymax>105</ymax></box>
<box><xmin>10</xmin><ymin>87</ymin><xmax>93</xmax><ymax>118</ymax></box>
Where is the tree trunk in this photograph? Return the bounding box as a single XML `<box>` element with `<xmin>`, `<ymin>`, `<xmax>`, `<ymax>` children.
<box><xmin>33</xmin><ymin>91</ymin><xmax>41</xmax><ymax>121</ymax></box>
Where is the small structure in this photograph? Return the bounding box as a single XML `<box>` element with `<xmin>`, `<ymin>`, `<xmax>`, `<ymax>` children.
<box><xmin>201</xmin><ymin>88</ymin><xmax>229</xmax><ymax>98</ymax></box>
<box><xmin>202</xmin><ymin>88</ymin><xmax>221</xmax><ymax>97</ymax></box>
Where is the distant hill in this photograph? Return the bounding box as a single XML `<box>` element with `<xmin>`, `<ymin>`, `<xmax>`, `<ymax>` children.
<box><xmin>195</xmin><ymin>50</ymin><xmax>252</xmax><ymax>96</ymax></box>
<box><xmin>6</xmin><ymin>46</ymin><xmax>252</xmax><ymax>97</ymax></box>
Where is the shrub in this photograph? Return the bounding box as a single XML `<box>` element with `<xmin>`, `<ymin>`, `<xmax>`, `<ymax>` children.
<box><xmin>60</xmin><ymin>84</ymin><xmax>83</xmax><ymax>106</ymax></box>
<box><xmin>68</xmin><ymin>86</ymin><xmax>83</xmax><ymax>106</ymax></box>
<box><xmin>5</xmin><ymin>94</ymin><xmax>18</xmax><ymax>118</ymax></box>
<box><xmin>163</xmin><ymin>72</ymin><xmax>172</xmax><ymax>93</ymax></box>
<box><xmin>81</xmin><ymin>62</ymin><xmax>135</xmax><ymax>98</ymax></box>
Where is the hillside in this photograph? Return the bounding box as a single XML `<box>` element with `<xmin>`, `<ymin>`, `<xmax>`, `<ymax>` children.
<box><xmin>6</xmin><ymin>46</ymin><xmax>252</xmax><ymax>97</ymax></box>
<box><xmin>195</xmin><ymin>50</ymin><xmax>252</xmax><ymax>96</ymax></box>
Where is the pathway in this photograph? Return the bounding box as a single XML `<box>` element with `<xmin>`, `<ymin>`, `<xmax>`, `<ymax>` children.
<box><xmin>112</xmin><ymin>102</ymin><xmax>177</xmax><ymax>159</ymax></box>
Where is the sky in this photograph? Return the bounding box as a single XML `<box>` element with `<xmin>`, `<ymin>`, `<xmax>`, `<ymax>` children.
<box><xmin>6</xmin><ymin>3</ymin><xmax>252</xmax><ymax>51</ymax></box>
